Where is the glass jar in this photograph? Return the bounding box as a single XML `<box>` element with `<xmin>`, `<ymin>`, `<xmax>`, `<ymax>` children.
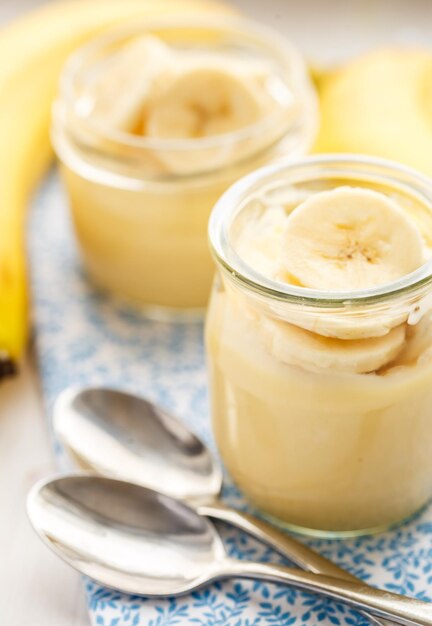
<box><xmin>52</xmin><ymin>16</ymin><xmax>317</xmax><ymax>317</ymax></box>
<box><xmin>206</xmin><ymin>154</ymin><xmax>432</xmax><ymax>537</ymax></box>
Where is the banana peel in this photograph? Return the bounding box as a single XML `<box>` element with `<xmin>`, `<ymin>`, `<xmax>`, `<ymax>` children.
<box><xmin>0</xmin><ymin>0</ymin><xmax>233</xmax><ymax>380</ymax></box>
<box><xmin>314</xmin><ymin>48</ymin><xmax>432</xmax><ymax>178</ymax></box>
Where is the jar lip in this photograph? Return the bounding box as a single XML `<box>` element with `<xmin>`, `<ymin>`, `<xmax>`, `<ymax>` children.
<box><xmin>209</xmin><ymin>153</ymin><xmax>432</xmax><ymax>306</ymax></box>
<box><xmin>58</xmin><ymin>14</ymin><xmax>314</xmax><ymax>154</ymax></box>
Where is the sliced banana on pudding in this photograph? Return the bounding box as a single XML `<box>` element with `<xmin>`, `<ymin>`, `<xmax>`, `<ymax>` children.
<box><xmin>85</xmin><ymin>35</ymin><xmax>172</xmax><ymax>133</ymax></box>
<box><xmin>280</xmin><ymin>187</ymin><xmax>425</xmax><ymax>291</ymax></box>
<box><xmin>273</xmin><ymin>187</ymin><xmax>426</xmax><ymax>341</ymax></box>
<box><xmin>146</xmin><ymin>65</ymin><xmax>266</xmax><ymax>172</ymax></box>
<box><xmin>262</xmin><ymin>317</ymin><xmax>406</xmax><ymax>374</ymax></box>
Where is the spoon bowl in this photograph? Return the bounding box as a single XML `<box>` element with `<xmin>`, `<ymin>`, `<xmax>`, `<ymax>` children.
<box><xmin>27</xmin><ymin>474</ymin><xmax>224</xmax><ymax>595</ymax></box>
<box><xmin>54</xmin><ymin>387</ymin><xmax>222</xmax><ymax>501</ymax></box>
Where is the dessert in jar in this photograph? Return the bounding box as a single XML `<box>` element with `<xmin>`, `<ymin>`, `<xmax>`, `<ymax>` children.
<box><xmin>52</xmin><ymin>16</ymin><xmax>317</xmax><ymax>316</ymax></box>
<box><xmin>206</xmin><ymin>154</ymin><xmax>432</xmax><ymax>537</ymax></box>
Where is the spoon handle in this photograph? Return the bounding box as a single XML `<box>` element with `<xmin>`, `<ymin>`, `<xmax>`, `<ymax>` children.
<box><xmin>198</xmin><ymin>500</ymin><xmax>352</xmax><ymax>576</ymax></box>
<box><xmin>198</xmin><ymin>500</ymin><xmax>389</xmax><ymax>626</ymax></box>
<box><xmin>220</xmin><ymin>559</ymin><xmax>432</xmax><ymax>626</ymax></box>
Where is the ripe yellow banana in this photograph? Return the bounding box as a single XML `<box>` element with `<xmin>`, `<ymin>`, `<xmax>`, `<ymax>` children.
<box><xmin>0</xmin><ymin>0</ymin><xmax>232</xmax><ymax>379</ymax></box>
<box><xmin>314</xmin><ymin>49</ymin><xmax>432</xmax><ymax>176</ymax></box>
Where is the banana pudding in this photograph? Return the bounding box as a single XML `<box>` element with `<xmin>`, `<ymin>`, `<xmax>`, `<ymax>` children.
<box><xmin>52</xmin><ymin>17</ymin><xmax>317</xmax><ymax>313</ymax></box>
<box><xmin>206</xmin><ymin>155</ymin><xmax>432</xmax><ymax>536</ymax></box>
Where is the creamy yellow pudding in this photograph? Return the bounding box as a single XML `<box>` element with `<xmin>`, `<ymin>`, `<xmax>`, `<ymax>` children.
<box><xmin>53</xmin><ymin>18</ymin><xmax>317</xmax><ymax>313</ymax></box>
<box><xmin>206</xmin><ymin>155</ymin><xmax>432</xmax><ymax>536</ymax></box>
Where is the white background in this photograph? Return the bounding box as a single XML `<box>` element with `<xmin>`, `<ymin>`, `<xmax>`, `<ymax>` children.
<box><xmin>1</xmin><ymin>1</ymin><xmax>432</xmax><ymax>624</ymax></box>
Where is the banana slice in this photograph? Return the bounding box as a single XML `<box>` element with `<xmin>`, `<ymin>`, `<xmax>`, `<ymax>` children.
<box><xmin>145</xmin><ymin>65</ymin><xmax>265</xmax><ymax>172</ymax></box>
<box><xmin>147</xmin><ymin>66</ymin><xmax>264</xmax><ymax>138</ymax></box>
<box><xmin>173</xmin><ymin>53</ymin><xmax>294</xmax><ymax>112</ymax></box>
<box><xmin>84</xmin><ymin>35</ymin><xmax>172</xmax><ymax>133</ymax></box>
<box><xmin>262</xmin><ymin>317</ymin><xmax>406</xmax><ymax>374</ymax></box>
<box><xmin>280</xmin><ymin>187</ymin><xmax>425</xmax><ymax>291</ymax></box>
<box><xmin>277</xmin><ymin>308</ymin><xmax>409</xmax><ymax>341</ymax></box>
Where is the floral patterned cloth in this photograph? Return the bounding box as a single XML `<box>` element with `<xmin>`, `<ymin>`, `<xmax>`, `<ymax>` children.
<box><xmin>29</xmin><ymin>173</ymin><xmax>432</xmax><ymax>626</ymax></box>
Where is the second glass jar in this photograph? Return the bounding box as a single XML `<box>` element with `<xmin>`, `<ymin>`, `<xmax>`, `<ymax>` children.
<box><xmin>52</xmin><ymin>16</ymin><xmax>317</xmax><ymax>316</ymax></box>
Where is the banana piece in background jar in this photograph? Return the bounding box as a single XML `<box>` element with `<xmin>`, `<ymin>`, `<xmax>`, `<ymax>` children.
<box><xmin>80</xmin><ymin>36</ymin><xmax>289</xmax><ymax>174</ymax></box>
<box><xmin>145</xmin><ymin>63</ymin><xmax>268</xmax><ymax>172</ymax></box>
<box><xmin>156</xmin><ymin>51</ymin><xmax>296</xmax><ymax>116</ymax></box>
<box><xmin>146</xmin><ymin>66</ymin><xmax>264</xmax><ymax>137</ymax></box>
<box><xmin>82</xmin><ymin>35</ymin><xmax>173</xmax><ymax>133</ymax></box>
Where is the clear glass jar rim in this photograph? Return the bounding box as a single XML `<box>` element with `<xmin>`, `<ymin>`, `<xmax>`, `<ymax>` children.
<box><xmin>209</xmin><ymin>153</ymin><xmax>432</xmax><ymax>306</ymax></box>
<box><xmin>59</xmin><ymin>14</ymin><xmax>310</xmax><ymax>154</ymax></box>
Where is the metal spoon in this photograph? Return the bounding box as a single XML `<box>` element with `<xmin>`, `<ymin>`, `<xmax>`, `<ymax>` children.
<box><xmin>53</xmin><ymin>387</ymin><xmax>389</xmax><ymax>626</ymax></box>
<box><xmin>27</xmin><ymin>474</ymin><xmax>432</xmax><ymax>626</ymax></box>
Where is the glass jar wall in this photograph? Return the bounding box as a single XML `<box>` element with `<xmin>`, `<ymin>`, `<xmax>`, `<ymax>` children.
<box><xmin>206</xmin><ymin>155</ymin><xmax>432</xmax><ymax>536</ymax></box>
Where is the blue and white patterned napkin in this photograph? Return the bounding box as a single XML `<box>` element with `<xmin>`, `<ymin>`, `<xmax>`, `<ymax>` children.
<box><xmin>29</xmin><ymin>172</ymin><xmax>432</xmax><ymax>626</ymax></box>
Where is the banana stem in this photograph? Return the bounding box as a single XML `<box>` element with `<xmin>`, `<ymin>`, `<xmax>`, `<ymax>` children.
<box><xmin>0</xmin><ymin>356</ymin><xmax>17</xmax><ymax>380</ymax></box>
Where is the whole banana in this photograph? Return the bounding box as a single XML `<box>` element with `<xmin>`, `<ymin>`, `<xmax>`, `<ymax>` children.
<box><xmin>314</xmin><ymin>49</ymin><xmax>432</xmax><ymax>176</ymax></box>
<box><xmin>0</xmin><ymin>0</ymin><xmax>231</xmax><ymax>380</ymax></box>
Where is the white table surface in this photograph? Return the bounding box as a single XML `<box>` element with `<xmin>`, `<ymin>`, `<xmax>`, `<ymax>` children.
<box><xmin>2</xmin><ymin>0</ymin><xmax>432</xmax><ymax>624</ymax></box>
